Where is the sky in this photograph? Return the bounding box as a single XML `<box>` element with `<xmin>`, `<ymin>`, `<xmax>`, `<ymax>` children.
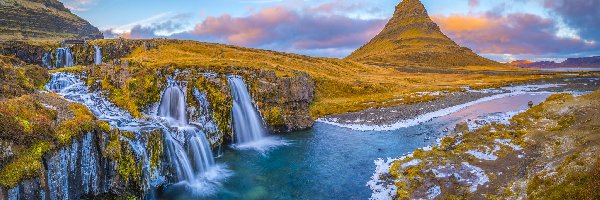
<box><xmin>59</xmin><ymin>0</ymin><xmax>600</xmax><ymax>62</ymax></box>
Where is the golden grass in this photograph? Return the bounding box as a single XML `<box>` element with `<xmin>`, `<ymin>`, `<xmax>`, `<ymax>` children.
<box><xmin>119</xmin><ymin>40</ymin><xmax>550</xmax><ymax>118</ymax></box>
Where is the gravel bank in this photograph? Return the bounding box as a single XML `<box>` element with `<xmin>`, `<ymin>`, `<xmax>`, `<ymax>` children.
<box><xmin>320</xmin><ymin>77</ymin><xmax>600</xmax><ymax>129</ymax></box>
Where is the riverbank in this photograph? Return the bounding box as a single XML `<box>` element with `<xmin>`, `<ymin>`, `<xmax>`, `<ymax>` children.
<box><xmin>319</xmin><ymin>77</ymin><xmax>600</xmax><ymax>131</ymax></box>
<box><xmin>370</xmin><ymin>89</ymin><xmax>600</xmax><ymax>199</ymax></box>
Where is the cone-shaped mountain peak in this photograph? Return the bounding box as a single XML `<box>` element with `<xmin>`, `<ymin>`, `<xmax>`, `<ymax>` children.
<box><xmin>347</xmin><ymin>0</ymin><xmax>498</xmax><ymax>67</ymax></box>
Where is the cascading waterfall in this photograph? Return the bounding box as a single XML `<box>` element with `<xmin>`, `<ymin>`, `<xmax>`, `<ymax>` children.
<box><xmin>55</xmin><ymin>48</ymin><xmax>74</xmax><ymax>68</ymax></box>
<box><xmin>157</xmin><ymin>79</ymin><xmax>216</xmax><ymax>184</ymax></box>
<box><xmin>94</xmin><ymin>46</ymin><xmax>102</xmax><ymax>65</ymax></box>
<box><xmin>45</xmin><ymin>72</ymin><xmax>229</xmax><ymax>198</ymax></box>
<box><xmin>227</xmin><ymin>75</ymin><xmax>287</xmax><ymax>152</ymax></box>
<box><xmin>228</xmin><ymin>76</ymin><xmax>268</xmax><ymax>144</ymax></box>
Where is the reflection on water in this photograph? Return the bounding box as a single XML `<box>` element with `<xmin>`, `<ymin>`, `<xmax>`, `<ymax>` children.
<box><xmin>166</xmin><ymin>93</ymin><xmax>552</xmax><ymax>200</ymax></box>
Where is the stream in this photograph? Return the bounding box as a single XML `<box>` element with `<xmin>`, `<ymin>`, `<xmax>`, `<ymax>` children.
<box><xmin>164</xmin><ymin>92</ymin><xmax>559</xmax><ymax>199</ymax></box>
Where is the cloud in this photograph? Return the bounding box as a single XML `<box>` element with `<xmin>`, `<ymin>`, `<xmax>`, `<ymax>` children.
<box><xmin>103</xmin><ymin>2</ymin><xmax>386</xmax><ymax>58</ymax></box>
<box><xmin>468</xmin><ymin>0</ymin><xmax>479</xmax><ymax>8</ymax></box>
<box><xmin>432</xmin><ymin>13</ymin><xmax>597</xmax><ymax>55</ymax></box>
<box><xmin>104</xmin><ymin>13</ymin><xmax>192</xmax><ymax>39</ymax></box>
<box><xmin>61</xmin><ymin>0</ymin><xmax>95</xmax><ymax>11</ymax></box>
<box><xmin>183</xmin><ymin>5</ymin><xmax>386</xmax><ymax>57</ymax></box>
<box><xmin>543</xmin><ymin>0</ymin><xmax>600</xmax><ymax>42</ymax></box>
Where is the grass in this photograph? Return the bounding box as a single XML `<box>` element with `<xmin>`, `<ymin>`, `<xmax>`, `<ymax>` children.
<box><xmin>0</xmin><ymin>55</ymin><xmax>49</xmax><ymax>99</ymax></box>
<box><xmin>110</xmin><ymin>39</ymin><xmax>550</xmax><ymax>118</ymax></box>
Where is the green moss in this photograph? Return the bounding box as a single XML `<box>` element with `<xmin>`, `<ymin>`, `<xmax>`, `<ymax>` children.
<box><xmin>117</xmin><ymin>142</ymin><xmax>142</xmax><ymax>184</ymax></box>
<box><xmin>527</xmin><ymin>155</ymin><xmax>600</xmax><ymax>199</ymax></box>
<box><xmin>0</xmin><ymin>56</ymin><xmax>49</xmax><ymax>99</ymax></box>
<box><xmin>98</xmin><ymin>121</ymin><xmax>111</xmax><ymax>132</ymax></box>
<box><xmin>55</xmin><ymin>104</ymin><xmax>96</xmax><ymax>144</ymax></box>
<box><xmin>549</xmin><ymin>115</ymin><xmax>576</xmax><ymax>131</ymax></box>
<box><xmin>263</xmin><ymin>107</ymin><xmax>285</xmax><ymax>126</ymax></box>
<box><xmin>147</xmin><ymin>130</ymin><xmax>163</xmax><ymax>171</ymax></box>
<box><xmin>195</xmin><ymin>75</ymin><xmax>232</xmax><ymax>137</ymax></box>
<box><xmin>0</xmin><ymin>142</ymin><xmax>52</xmax><ymax>187</ymax></box>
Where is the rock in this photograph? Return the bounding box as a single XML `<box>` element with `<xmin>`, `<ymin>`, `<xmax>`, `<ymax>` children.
<box><xmin>252</xmin><ymin>70</ymin><xmax>315</xmax><ymax>133</ymax></box>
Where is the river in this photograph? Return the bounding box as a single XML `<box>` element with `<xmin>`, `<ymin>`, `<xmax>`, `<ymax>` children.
<box><xmin>162</xmin><ymin>93</ymin><xmax>556</xmax><ymax>199</ymax></box>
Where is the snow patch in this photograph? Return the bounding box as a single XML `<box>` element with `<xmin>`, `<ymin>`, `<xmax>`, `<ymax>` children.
<box><xmin>367</xmin><ymin>158</ymin><xmax>399</xmax><ymax>200</ymax></box>
<box><xmin>495</xmin><ymin>139</ymin><xmax>523</xmax><ymax>151</ymax></box>
<box><xmin>461</xmin><ymin>162</ymin><xmax>489</xmax><ymax>192</ymax></box>
<box><xmin>466</xmin><ymin>146</ymin><xmax>499</xmax><ymax>161</ymax></box>
<box><xmin>400</xmin><ymin>159</ymin><xmax>422</xmax><ymax>169</ymax></box>
<box><xmin>427</xmin><ymin>185</ymin><xmax>441</xmax><ymax>199</ymax></box>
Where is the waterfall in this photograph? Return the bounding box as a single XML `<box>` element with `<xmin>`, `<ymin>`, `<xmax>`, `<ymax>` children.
<box><xmin>228</xmin><ymin>76</ymin><xmax>267</xmax><ymax>144</ymax></box>
<box><xmin>46</xmin><ymin>72</ymin><xmax>229</xmax><ymax>197</ymax></box>
<box><xmin>156</xmin><ymin>80</ymin><xmax>217</xmax><ymax>183</ymax></box>
<box><xmin>42</xmin><ymin>52</ymin><xmax>53</xmax><ymax>69</ymax></box>
<box><xmin>227</xmin><ymin>75</ymin><xmax>287</xmax><ymax>152</ymax></box>
<box><xmin>94</xmin><ymin>46</ymin><xmax>102</xmax><ymax>65</ymax></box>
<box><xmin>157</xmin><ymin>83</ymin><xmax>188</xmax><ymax>127</ymax></box>
<box><xmin>55</xmin><ymin>48</ymin><xmax>74</xmax><ymax>68</ymax></box>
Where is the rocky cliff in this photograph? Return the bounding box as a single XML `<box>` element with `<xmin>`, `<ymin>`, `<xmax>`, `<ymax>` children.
<box><xmin>0</xmin><ymin>0</ymin><xmax>103</xmax><ymax>40</ymax></box>
<box><xmin>347</xmin><ymin>0</ymin><xmax>498</xmax><ymax>67</ymax></box>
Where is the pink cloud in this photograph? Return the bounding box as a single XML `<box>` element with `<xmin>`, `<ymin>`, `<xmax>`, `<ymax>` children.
<box><xmin>432</xmin><ymin>13</ymin><xmax>597</xmax><ymax>55</ymax></box>
<box><xmin>188</xmin><ymin>5</ymin><xmax>386</xmax><ymax>51</ymax></box>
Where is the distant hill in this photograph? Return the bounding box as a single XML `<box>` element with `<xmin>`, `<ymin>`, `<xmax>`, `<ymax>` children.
<box><xmin>511</xmin><ymin>56</ymin><xmax>600</xmax><ymax>68</ymax></box>
<box><xmin>346</xmin><ymin>0</ymin><xmax>498</xmax><ymax>68</ymax></box>
<box><xmin>0</xmin><ymin>0</ymin><xmax>103</xmax><ymax>40</ymax></box>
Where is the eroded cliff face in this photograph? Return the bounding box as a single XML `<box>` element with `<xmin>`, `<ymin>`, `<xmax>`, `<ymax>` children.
<box><xmin>247</xmin><ymin>70</ymin><xmax>315</xmax><ymax>133</ymax></box>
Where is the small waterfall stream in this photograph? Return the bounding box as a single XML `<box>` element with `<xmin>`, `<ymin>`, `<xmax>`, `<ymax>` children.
<box><xmin>228</xmin><ymin>76</ymin><xmax>286</xmax><ymax>152</ymax></box>
<box><xmin>157</xmin><ymin>84</ymin><xmax>188</xmax><ymax>127</ymax></box>
<box><xmin>42</xmin><ymin>52</ymin><xmax>53</xmax><ymax>69</ymax></box>
<box><xmin>94</xmin><ymin>46</ymin><xmax>102</xmax><ymax>65</ymax></box>
<box><xmin>228</xmin><ymin>76</ymin><xmax>267</xmax><ymax>144</ymax></box>
<box><xmin>55</xmin><ymin>48</ymin><xmax>74</xmax><ymax>68</ymax></box>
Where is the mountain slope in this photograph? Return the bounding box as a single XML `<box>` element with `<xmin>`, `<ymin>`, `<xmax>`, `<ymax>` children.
<box><xmin>346</xmin><ymin>0</ymin><xmax>498</xmax><ymax>67</ymax></box>
<box><xmin>0</xmin><ymin>0</ymin><xmax>103</xmax><ymax>40</ymax></box>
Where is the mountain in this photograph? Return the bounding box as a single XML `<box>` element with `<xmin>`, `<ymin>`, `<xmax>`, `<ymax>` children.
<box><xmin>346</xmin><ymin>0</ymin><xmax>498</xmax><ymax>67</ymax></box>
<box><xmin>0</xmin><ymin>0</ymin><xmax>103</xmax><ymax>40</ymax></box>
<box><xmin>512</xmin><ymin>56</ymin><xmax>600</xmax><ymax>68</ymax></box>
